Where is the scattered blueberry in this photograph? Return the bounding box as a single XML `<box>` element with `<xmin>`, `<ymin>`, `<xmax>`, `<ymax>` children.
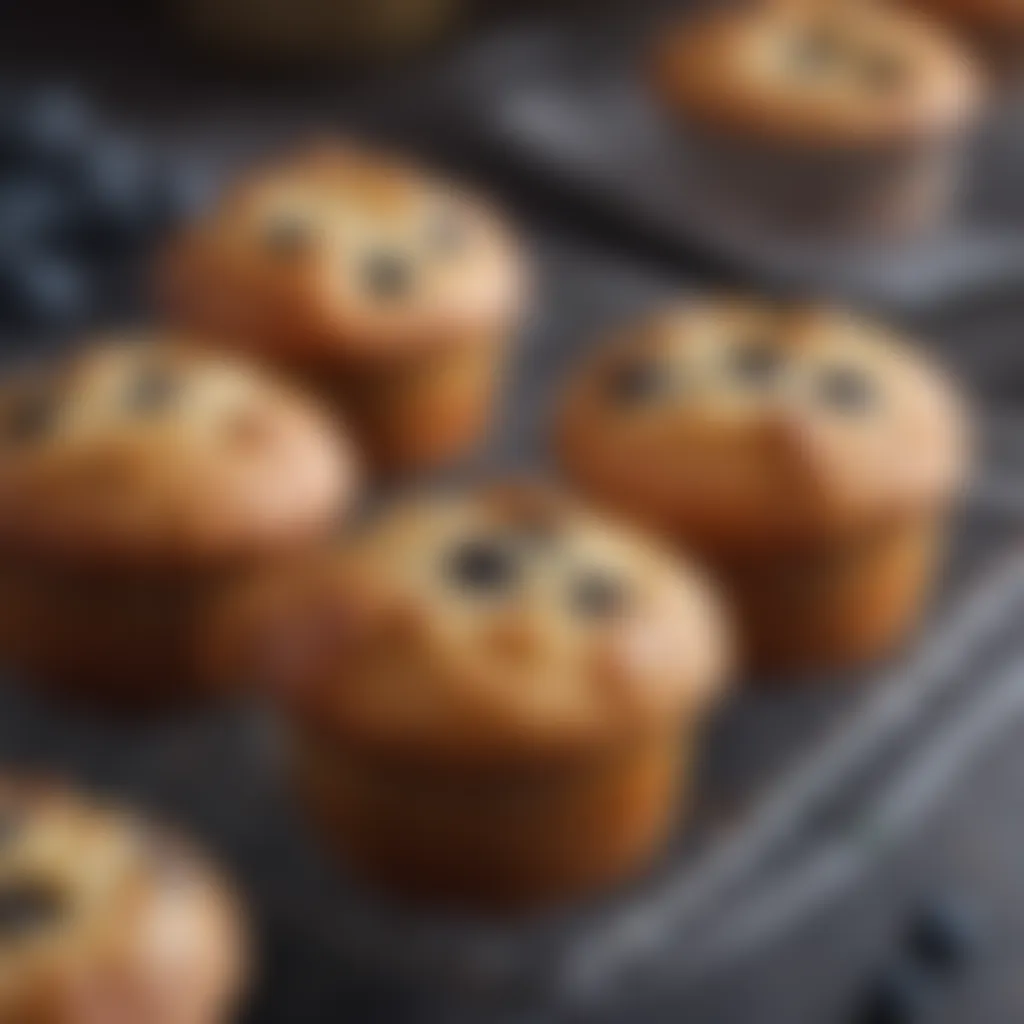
<box><xmin>147</xmin><ymin>160</ymin><xmax>212</xmax><ymax>233</ymax></box>
<box><xmin>0</xmin><ymin>254</ymin><xmax>90</xmax><ymax>331</ymax></box>
<box><xmin>0</xmin><ymin>87</ymin><xmax>91</xmax><ymax>173</ymax></box>
<box><xmin>571</xmin><ymin>571</ymin><xmax>626</xmax><ymax>618</ymax></box>
<box><xmin>0</xmin><ymin>879</ymin><xmax>65</xmax><ymax>941</ymax></box>
<box><xmin>0</xmin><ymin>183</ymin><xmax>74</xmax><ymax>255</ymax></box>
<box><xmin>606</xmin><ymin>359</ymin><xmax>672</xmax><ymax>406</ymax></box>
<box><xmin>818</xmin><ymin>365</ymin><xmax>876</xmax><ymax>413</ymax></box>
<box><xmin>364</xmin><ymin>252</ymin><xmax>412</xmax><ymax>299</ymax></box>
<box><xmin>446</xmin><ymin>539</ymin><xmax>519</xmax><ymax>594</ymax></box>
<box><xmin>907</xmin><ymin>896</ymin><xmax>980</xmax><ymax>974</ymax></box>
<box><xmin>66</xmin><ymin>137</ymin><xmax>151</xmax><ymax>253</ymax></box>
<box><xmin>855</xmin><ymin>963</ymin><xmax>935</xmax><ymax>1024</ymax></box>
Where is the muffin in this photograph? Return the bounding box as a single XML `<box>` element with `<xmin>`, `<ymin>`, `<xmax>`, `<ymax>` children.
<box><xmin>178</xmin><ymin>0</ymin><xmax>466</xmax><ymax>65</ymax></box>
<box><xmin>0</xmin><ymin>332</ymin><xmax>357</xmax><ymax>707</ymax></box>
<box><xmin>556</xmin><ymin>298</ymin><xmax>969</xmax><ymax>673</ymax></box>
<box><xmin>210</xmin><ymin>482</ymin><xmax>730</xmax><ymax>910</ymax></box>
<box><xmin>0</xmin><ymin>776</ymin><xmax>246</xmax><ymax>1024</ymax></box>
<box><xmin>902</xmin><ymin>0</ymin><xmax>1024</xmax><ymax>77</ymax></box>
<box><xmin>159</xmin><ymin>142</ymin><xmax>527</xmax><ymax>476</ymax></box>
<box><xmin>649</xmin><ymin>1</ymin><xmax>981</xmax><ymax>238</ymax></box>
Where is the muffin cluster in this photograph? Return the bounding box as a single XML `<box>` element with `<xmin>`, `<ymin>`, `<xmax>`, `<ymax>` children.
<box><xmin>0</xmin><ymin>22</ymin><xmax>979</xmax><ymax>1004</ymax></box>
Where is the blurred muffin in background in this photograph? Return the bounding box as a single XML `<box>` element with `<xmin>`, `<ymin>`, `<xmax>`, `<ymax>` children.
<box><xmin>557</xmin><ymin>298</ymin><xmax>970</xmax><ymax>674</ymax></box>
<box><xmin>175</xmin><ymin>0</ymin><xmax>467</xmax><ymax>64</ymax></box>
<box><xmin>210</xmin><ymin>482</ymin><xmax>731</xmax><ymax>910</ymax></box>
<box><xmin>0</xmin><ymin>333</ymin><xmax>357</xmax><ymax>708</ymax></box>
<box><xmin>901</xmin><ymin>0</ymin><xmax>1024</xmax><ymax>78</ymax></box>
<box><xmin>649</xmin><ymin>1</ymin><xmax>981</xmax><ymax>239</ymax></box>
<box><xmin>160</xmin><ymin>143</ymin><xmax>527</xmax><ymax>476</ymax></box>
<box><xmin>0</xmin><ymin>776</ymin><xmax>246</xmax><ymax>1024</ymax></box>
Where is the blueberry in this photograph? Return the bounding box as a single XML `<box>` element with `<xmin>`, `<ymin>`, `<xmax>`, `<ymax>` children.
<box><xmin>66</xmin><ymin>138</ymin><xmax>151</xmax><ymax>253</ymax></box>
<box><xmin>571</xmin><ymin>571</ymin><xmax>626</xmax><ymax>618</ymax></box>
<box><xmin>4</xmin><ymin>392</ymin><xmax>54</xmax><ymax>443</ymax></box>
<box><xmin>818</xmin><ymin>365</ymin><xmax>876</xmax><ymax>413</ymax></box>
<box><xmin>788</xmin><ymin>29</ymin><xmax>842</xmax><ymax>75</ymax></box>
<box><xmin>124</xmin><ymin>366</ymin><xmax>180</xmax><ymax>414</ymax></box>
<box><xmin>146</xmin><ymin>161</ymin><xmax>213</xmax><ymax>235</ymax></box>
<box><xmin>263</xmin><ymin>215</ymin><xmax>311</xmax><ymax>258</ymax></box>
<box><xmin>0</xmin><ymin>880</ymin><xmax>64</xmax><ymax>942</ymax></box>
<box><xmin>0</xmin><ymin>255</ymin><xmax>90</xmax><ymax>331</ymax></box>
<box><xmin>907</xmin><ymin>897</ymin><xmax>980</xmax><ymax>974</ymax></box>
<box><xmin>606</xmin><ymin>359</ymin><xmax>672</xmax><ymax>406</ymax></box>
<box><xmin>0</xmin><ymin>87</ymin><xmax>91</xmax><ymax>173</ymax></box>
<box><xmin>729</xmin><ymin>342</ymin><xmax>785</xmax><ymax>387</ymax></box>
<box><xmin>854</xmin><ymin>964</ymin><xmax>935</xmax><ymax>1024</ymax></box>
<box><xmin>446</xmin><ymin>539</ymin><xmax>519</xmax><ymax>594</ymax></box>
<box><xmin>861</xmin><ymin>53</ymin><xmax>909</xmax><ymax>92</ymax></box>
<box><xmin>0</xmin><ymin>183</ymin><xmax>74</xmax><ymax>253</ymax></box>
<box><xmin>364</xmin><ymin>252</ymin><xmax>412</xmax><ymax>299</ymax></box>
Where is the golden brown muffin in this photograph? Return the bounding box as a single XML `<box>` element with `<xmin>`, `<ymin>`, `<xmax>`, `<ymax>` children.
<box><xmin>178</xmin><ymin>0</ymin><xmax>466</xmax><ymax>65</ymax></box>
<box><xmin>210</xmin><ymin>482</ymin><xmax>730</xmax><ymax>910</ymax></box>
<box><xmin>556</xmin><ymin>298</ymin><xmax>970</xmax><ymax>674</ymax></box>
<box><xmin>901</xmin><ymin>0</ymin><xmax>1024</xmax><ymax>75</ymax></box>
<box><xmin>650</xmin><ymin>1</ymin><xmax>981</xmax><ymax>237</ymax></box>
<box><xmin>0</xmin><ymin>332</ymin><xmax>358</xmax><ymax>707</ymax></box>
<box><xmin>159</xmin><ymin>142</ymin><xmax>527</xmax><ymax>476</ymax></box>
<box><xmin>0</xmin><ymin>776</ymin><xmax>246</xmax><ymax>1024</ymax></box>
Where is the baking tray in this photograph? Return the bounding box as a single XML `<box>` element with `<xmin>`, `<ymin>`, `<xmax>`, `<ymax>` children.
<box><xmin>0</xmin><ymin>234</ymin><xmax>1022</xmax><ymax>1024</ymax></box>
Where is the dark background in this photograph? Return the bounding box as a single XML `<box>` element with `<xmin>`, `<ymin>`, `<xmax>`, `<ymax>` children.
<box><xmin>3</xmin><ymin>2</ymin><xmax>1024</xmax><ymax>1022</ymax></box>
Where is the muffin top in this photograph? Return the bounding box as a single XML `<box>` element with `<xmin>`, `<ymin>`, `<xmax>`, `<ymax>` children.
<box><xmin>0</xmin><ymin>333</ymin><xmax>357</xmax><ymax>573</ymax></box>
<box><xmin>160</xmin><ymin>142</ymin><xmax>526</xmax><ymax>362</ymax></box>
<box><xmin>214</xmin><ymin>483</ymin><xmax>730</xmax><ymax>764</ymax></box>
<box><xmin>651</xmin><ymin>1</ymin><xmax>980</xmax><ymax>147</ymax></box>
<box><xmin>0</xmin><ymin>777</ymin><xmax>245</xmax><ymax>1022</ymax></box>
<box><xmin>557</xmin><ymin>299</ymin><xmax>969</xmax><ymax>557</ymax></box>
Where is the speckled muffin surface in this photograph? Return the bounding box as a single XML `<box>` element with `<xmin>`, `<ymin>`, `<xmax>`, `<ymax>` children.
<box><xmin>557</xmin><ymin>299</ymin><xmax>969</xmax><ymax>557</ymax></box>
<box><xmin>224</xmin><ymin>483</ymin><xmax>730</xmax><ymax>763</ymax></box>
<box><xmin>0</xmin><ymin>334</ymin><xmax>357</xmax><ymax>573</ymax></box>
<box><xmin>0</xmin><ymin>777</ymin><xmax>246</xmax><ymax>1024</ymax></box>
<box><xmin>651</xmin><ymin>1</ymin><xmax>980</xmax><ymax>147</ymax></box>
<box><xmin>160</xmin><ymin>143</ymin><xmax>525</xmax><ymax>362</ymax></box>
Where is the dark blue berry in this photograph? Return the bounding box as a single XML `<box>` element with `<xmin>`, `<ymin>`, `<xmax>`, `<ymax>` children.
<box><xmin>66</xmin><ymin>138</ymin><xmax>151</xmax><ymax>253</ymax></box>
<box><xmin>818</xmin><ymin>365</ymin><xmax>875</xmax><ymax>412</ymax></box>
<box><xmin>729</xmin><ymin>342</ymin><xmax>784</xmax><ymax>386</ymax></box>
<box><xmin>124</xmin><ymin>366</ymin><xmax>180</xmax><ymax>414</ymax></box>
<box><xmin>0</xmin><ymin>880</ymin><xmax>64</xmax><ymax>941</ymax></box>
<box><xmin>0</xmin><ymin>183</ymin><xmax>74</xmax><ymax>254</ymax></box>
<box><xmin>907</xmin><ymin>897</ymin><xmax>980</xmax><ymax>974</ymax></box>
<box><xmin>146</xmin><ymin>161</ymin><xmax>213</xmax><ymax>234</ymax></box>
<box><xmin>264</xmin><ymin>215</ymin><xmax>311</xmax><ymax>257</ymax></box>
<box><xmin>0</xmin><ymin>255</ymin><xmax>90</xmax><ymax>331</ymax></box>
<box><xmin>606</xmin><ymin>359</ymin><xmax>671</xmax><ymax>406</ymax></box>
<box><xmin>0</xmin><ymin>87</ymin><xmax>92</xmax><ymax>173</ymax></box>
<box><xmin>572</xmin><ymin>572</ymin><xmax>626</xmax><ymax>618</ymax></box>
<box><xmin>364</xmin><ymin>252</ymin><xmax>412</xmax><ymax>299</ymax></box>
<box><xmin>447</xmin><ymin>539</ymin><xmax>518</xmax><ymax>593</ymax></box>
<box><xmin>855</xmin><ymin>964</ymin><xmax>935</xmax><ymax>1024</ymax></box>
